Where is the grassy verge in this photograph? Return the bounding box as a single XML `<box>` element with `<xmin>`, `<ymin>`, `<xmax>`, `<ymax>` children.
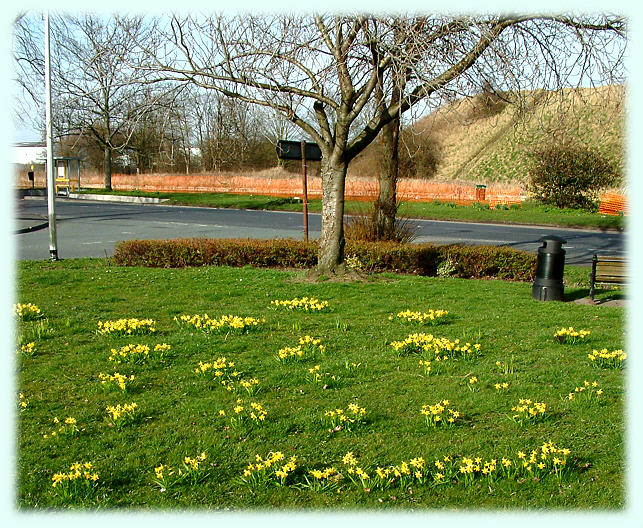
<box><xmin>15</xmin><ymin>259</ymin><xmax>625</xmax><ymax>510</ymax></box>
<box><xmin>77</xmin><ymin>189</ymin><xmax>624</xmax><ymax>231</ymax></box>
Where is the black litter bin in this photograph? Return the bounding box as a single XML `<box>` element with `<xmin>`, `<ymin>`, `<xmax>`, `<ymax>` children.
<box><xmin>532</xmin><ymin>235</ymin><xmax>567</xmax><ymax>301</ymax></box>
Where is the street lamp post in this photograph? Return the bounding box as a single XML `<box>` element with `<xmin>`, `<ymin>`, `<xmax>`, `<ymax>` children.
<box><xmin>44</xmin><ymin>12</ymin><xmax>58</xmax><ymax>261</ymax></box>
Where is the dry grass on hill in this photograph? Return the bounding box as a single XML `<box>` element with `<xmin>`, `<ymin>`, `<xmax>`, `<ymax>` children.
<box><xmin>348</xmin><ymin>84</ymin><xmax>625</xmax><ymax>189</ymax></box>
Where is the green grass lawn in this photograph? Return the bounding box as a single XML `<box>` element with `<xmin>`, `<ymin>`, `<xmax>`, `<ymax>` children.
<box><xmin>15</xmin><ymin>259</ymin><xmax>625</xmax><ymax>510</ymax></box>
<box><xmin>78</xmin><ymin>189</ymin><xmax>624</xmax><ymax>231</ymax></box>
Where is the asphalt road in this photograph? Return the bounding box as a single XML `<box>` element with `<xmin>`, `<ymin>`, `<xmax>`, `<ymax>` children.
<box><xmin>14</xmin><ymin>197</ymin><xmax>625</xmax><ymax>266</ymax></box>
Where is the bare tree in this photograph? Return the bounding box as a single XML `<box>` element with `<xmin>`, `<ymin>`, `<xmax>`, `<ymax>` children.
<box><xmin>55</xmin><ymin>14</ymin><xmax>167</xmax><ymax>189</ymax></box>
<box><xmin>13</xmin><ymin>13</ymin><xmax>170</xmax><ymax>189</ymax></box>
<box><xmin>129</xmin><ymin>13</ymin><xmax>625</xmax><ymax>274</ymax></box>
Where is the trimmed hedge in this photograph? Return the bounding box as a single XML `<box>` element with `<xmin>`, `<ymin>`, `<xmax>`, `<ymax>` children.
<box><xmin>113</xmin><ymin>238</ymin><xmax>536</xmax><ymax>282</ymax></box>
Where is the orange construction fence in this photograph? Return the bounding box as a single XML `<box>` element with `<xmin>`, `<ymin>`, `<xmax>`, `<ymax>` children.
<box><xmin>73</xmin><ymin>172</ymin><xmax>524</xmax><ymax>207</ymax></box>
<box><xmin>15</xmin><ymin>169</ymin><xmax>524</xmax><ymax>206</ymax></box>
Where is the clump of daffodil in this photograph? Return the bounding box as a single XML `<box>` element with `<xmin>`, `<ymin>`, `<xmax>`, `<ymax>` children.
<box><xmin>194</xmin><ymin>357</ymin><xmax>259</xmax><ymax>394</ymax></box>
<box><xmin>345</xmin><ymin>254</ymin><xmax>365</xmax><ymax>272</ymax></box>
<box><xmin>276</xmin><ymin>335</ymin><xmax>325</xmax><ymax>362</ymax></box>
<box><xmin>455</xmin><ymin>442</ymin><xmax>572</xmax><ymax>486</ymax></box>
<box><xmin>194</xmin><ymin>356</ymin><xmax>240</xmax><ymax>387</ymax></box>
<box><xmin>323</xmin><ymin>403</ymin><xmax>367</xmax><ymax>432</ymax></box>
<box><xmin>418</xmin><ymin>358</ymin><xmax>436</xmax><ymax>375</ymax></box>
<box><xmin>105</xmin><ymin>402</ymin><xmax>139</xmax><ymax>429</ymax></box>
<box><xmin>98</xmin><ymin>372</ymin><xmax>134</xmax><ymax>392</ymax></box>
<box><xmin>307</xmin><ymin>364</ymin><xmax>322</xmax><ymax>384</ymax></box>
<box><xmin>420</xmin><ymin>400</ymin><xmax>461</xmax><ymax>429</ymax></box>
<box><xmin>390</xmin><ymin>332</ymin><xmax>481</xmax><ymax>360</ymax></box>
<box><xmin>554</xmin><ymin>326</ymin><xmax>591</xmax><ymax>344</ymax></box>
<box><xmin>513</xmin><ymin>441</ymin><xmax>571</xmax><ymax>482</ymax></box>
<box><xmin>217</xmin><ymin>398</ymin><xmax>268</xmax><ymax>428</ymax></box>
<box><xmin>301</xmin><ymin>466</ymin><xmax>340</xmax><ymax>491</ymax></box>
<box><xmin>389</xmin><ymin>309</ymin><xmax>450</xmax><ymax>326</ymax></box>
<box><xmin>18</xmin><ymin>342</ymin><xmax>36</xmax><ymax>357</ymax></box>
<box><xmin>174</xmin><ymin>313</ymin><xmax>265</xmax><ymax>334</ymax></box>
<box><xmin>566</xmin><ymin>380</ymin><xmax>603</xmax><ymax>402</ymax></box>
<box><xmin>152</xmin><ymin>452</ymin><xmax>209</xmax><ymax>490</ymax></box>
<box><xmin>341</xmin><ymin>452</ymin><xmax>371</xmax><ymax>489</ymax></box>
<box><xmin>240</xmin><ymin>451</ymin><xmax>297</xmax><ymax>487</ymax></box>
<box><xmin>494</xmin><ymin>357</ymin><xmax>515</xmax><ymax>376</ymax></box>
<box><xmin>306</xmin><ymin>364</ymin><xmax>340</xmax><ymax>388</ymax></box>
<box><xmin>97</xmin><ymin>318</ymin><xmax>156</xmax><ymax>336</ymax></box>
<box><xmin>373</xmin><ymin>457</ymin><xmax>430</xmax><ymax>489</ymax></box>
<box><xmin>343</xmin><ymin>360</ymin><xmax>361</xmax><ymax>372</ymax></box>
<box><xmin>588</xmin><ymin>348</ymin><xmax>626</xmax><ymax>369</ymax></box>
<box><xmin>237</xmin><ymin>377</ymin><xmax>261</xmax><ymax>395</ymax></box>
<box><xmin>467</xmin><ymin>375</ymin><xmax>479</xmax><ymax>391</ymax></box>
<box><xmin>51</xmin><ymin>461</ymin><xmax>99</xmax><ymax>500</ymax></box>
<box><xmin>270</xmin><ymin>297</ymin><xmax>329</xmax><ymax>312</ymax></box>
<box><xmin>509</xmin><ymin>398</ymin><xmax>547</xmax><ymax>426</ymax></box>
<box><xmin>431</xmin><ymin>456</ymin><xmax>455</xmax><ymax>486</ymax></box>
<box><xmin>43</xmin><ymin>416</ymin><xmax>81</xmax><ymax>440</ymax></box>
<box><xmin>194</xmin><ymin>356</ymin><xmax>236</xmax><ymax>377</ymax></box>
<box><xmin>13</xmin><ymin>303</ymin><xmax>42</xmax><ymax>321</ymax></box>
<box><xmin>458</xmin><ymin>456</ymin><xmax>499</xmax><ymax>486</ymax></box>
<box><xmin>18</xmin><ymin>393</ymin><xmax>28</xmax><ymax>411</ymax></box>
<box><xmin>494</xmin><ymin>382</ymin><xmax>510</xmax><ymax>391</ymax></box>
<box><xmin>109</xmin><ymin>343</ymin><xmax>172</xmax><ymax>364</ymax></box>
<box><xmin>276</xmin><ymin>345</ymin><xmax>305</xmax><ymax>362</ymax></box>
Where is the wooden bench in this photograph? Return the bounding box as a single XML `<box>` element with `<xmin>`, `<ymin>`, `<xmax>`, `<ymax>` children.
<box><xmin>589</xmin><ymin>253</ymin><xmax>627</xmax><ymax>302</ymax></box>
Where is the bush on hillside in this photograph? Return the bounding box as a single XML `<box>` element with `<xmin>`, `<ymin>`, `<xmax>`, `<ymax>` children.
<box><xmin>467</xmin><ymin>81</ymin><xmax>509</xmax><ymax>121</ymax></box>
<box><xmin>527</xmin><ymin>141</ymin><xmax>618</xmax><ymax>210</ymax></box>
<box><xmin>113</xmin><ymin>238</ymin><xmax>536</xmax><ymax>282</ymax></box>
<box><xmin>398</xmin><ymin>129</ymin><xmax>443</xmax><ymax>179</ymax></box>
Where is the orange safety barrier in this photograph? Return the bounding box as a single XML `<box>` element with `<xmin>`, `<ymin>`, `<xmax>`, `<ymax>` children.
<box><xmin>597</xmin><ymin>192</ymin><xmax>627</xmax><ymax>216</ymax></box>
<box><xmin>34</xmin><ymin>170</ymin><xmax>524</xmax><ymax>207</ymax></box>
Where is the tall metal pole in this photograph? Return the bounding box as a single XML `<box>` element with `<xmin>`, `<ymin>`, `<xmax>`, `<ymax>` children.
<box><xmin>44</xmin><ymin>12</ymin><xmax>58</xmax><ymax>260</ymax></box>
<box><xmin>300</xmin><ymin>140</ymin><xmax>309</xmax><ymax>242</ymax></box>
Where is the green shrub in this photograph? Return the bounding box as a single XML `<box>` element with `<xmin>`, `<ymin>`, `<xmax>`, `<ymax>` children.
<box><xmin>114</xmin><ymin>238</ymin><xmax>536</xmax><ymax>281</ymax></box>
<box><xmin>527</xmin><ymin>141</ymin><xmax>618</xmax><ymax>210</ymax></box>
<box><xmin>113</xmin><ymin>238</ymin><xmax>318</xmax><ymax>269</ymax></box>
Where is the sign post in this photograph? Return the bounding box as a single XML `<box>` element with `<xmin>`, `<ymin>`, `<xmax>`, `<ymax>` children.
<box><xmin>300</xmin><ymin>140</ymin><xmax>309</xmax><ymax>242</ymax></box>
<box><xmin>276</xmin><ymin>140</ymin><xmax>321</xmax><ymax>242</ymax></box>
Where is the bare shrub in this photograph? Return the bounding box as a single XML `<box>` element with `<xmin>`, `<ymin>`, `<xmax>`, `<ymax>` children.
<box><xmin>344</xmin><ymin>204</ymin><xmax>418</xmax><ymax>243</ymax></box>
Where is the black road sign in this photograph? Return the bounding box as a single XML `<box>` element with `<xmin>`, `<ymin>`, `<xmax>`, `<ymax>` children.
<box><xmin>276</xmin><ymin>140</ymin><xmax>322</xmax><ymax>161</ymax></box>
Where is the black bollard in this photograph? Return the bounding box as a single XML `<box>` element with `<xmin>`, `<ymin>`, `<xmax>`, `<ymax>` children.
<box><xmin>532</xmin><ymin>235</ymin><xmax>567</xmax><ymax>301</ymax></box>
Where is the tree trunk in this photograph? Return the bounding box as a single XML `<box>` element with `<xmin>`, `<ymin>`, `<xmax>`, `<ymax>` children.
<box><xmin>374</xmin><ymin>117</ymin><xmax>400</xmax><ymax>238</ymax></box>
<box><xmin>317</xmin><ymin>156</ymin><xmax>348</xmax><ymax>274</ymax></box>
<box><xmin>104</xmin><ymin>146</ymin><xmax>112</xmax><ymax>190</ymax></box>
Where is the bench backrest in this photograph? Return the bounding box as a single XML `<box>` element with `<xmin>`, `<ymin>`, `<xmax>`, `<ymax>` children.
<box><xmin>594</xmin><ymin>256</ymin><xmax>627</xmax><ymax>284</ymax></box>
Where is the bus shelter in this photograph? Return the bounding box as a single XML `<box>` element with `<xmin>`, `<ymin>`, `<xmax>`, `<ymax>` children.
<box><xmin>54</xmin><ymin>156</ymin><xmax>82</xmax><ymax>195</ymax></box>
